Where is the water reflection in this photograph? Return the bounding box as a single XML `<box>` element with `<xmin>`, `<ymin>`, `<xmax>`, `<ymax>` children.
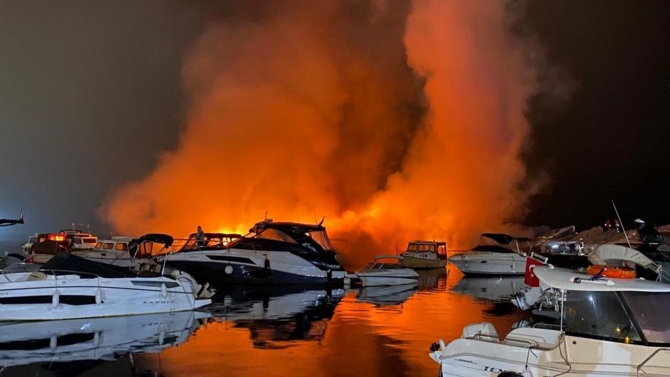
<box><xmin>451</xmin><ymin>275</ymin><xmax>526</xmax><ymax>302</ymax></box>
<box><xmin>416</xmin><ymin>268</ymin><xmax>448</xmax><ymax>291</ymax></box>
<box><xmin>0</xmin><ymin>310</ymin><xmax>209</xmax><ymax>376</ymax></box>
<box><xmin>206</xmin><ymin>286</ymin><xmax>344</xmax><ymax>349</ymax></box>
<box><xmin>90</xmin><ymin>266</ymin><xmax>528</xmax><ymax>377</ymax></box>
<box><xmin>356</xmin><ymin>283</ymin><xmax>418</xmax><ymax>306</ymax></box>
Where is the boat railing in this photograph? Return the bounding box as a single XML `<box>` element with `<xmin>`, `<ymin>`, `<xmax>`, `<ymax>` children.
<box><xmin>636</xmin><ymin>348</ymin><xmax>670</xmax><ymax>372</ymax></box>
<box><xmin>0</xmin><ymin>268</ymin><xmax>102</xmax><ymax>283</ymax></box>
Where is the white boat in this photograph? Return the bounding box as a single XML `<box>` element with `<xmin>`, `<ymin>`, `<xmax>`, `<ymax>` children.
<box><xmin>400</xmin><ymin>240</ymin><xmax>448</xmax><ymax>269</ymax></box>
<box><xmin>0</xmin><ymin>253</ymin><xmax>212</xmax><ymax>321</ymax></box>
<box><xmin>429</xmin><ymin>257</ymin><xmax>670</xmax><ymax>376</ymax></box>
<box><xmin>161</xmin><ymin>219</ymin><xmax>347</xmax><ymax>286</ymax></box>
<box><xmin>355</xmin><ymin>255</ymin><xmax>419</xmax><ymax>287</ymax></box>
<box><xmin>448</xmin><ymin>233</ymin><xmax>530</xmax><ymax>276</ymax></box>
<box><xmin>0</xmin><ymin>310</ymin><xmax>209</xmax><ymax>368</ymax></box>
<box><xmin>72</xmin><ymin>233</ymin><xmax>173</xmax><ymax>268</ymax></box>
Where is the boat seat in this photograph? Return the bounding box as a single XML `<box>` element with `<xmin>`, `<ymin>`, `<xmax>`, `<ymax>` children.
<box><xmin>462</xmin><ymin>322</ymin><xmax>500</xmax><ymax>343</ymax></box>
<box><xmin>503</xmin><ymin>327</ymin><xmax>562</xmax><ymax>350</ymax></box>
<box><xmin>26</xmin><ymin>271</ymin><xmax>47</xmax><ymax>281</ymax></box>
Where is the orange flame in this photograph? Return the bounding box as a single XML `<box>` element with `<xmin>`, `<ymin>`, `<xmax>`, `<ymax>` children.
<box><xmin>100</xmin><ymin>0</ymin><xmax>541</xmax><ymax>269</ymax></box>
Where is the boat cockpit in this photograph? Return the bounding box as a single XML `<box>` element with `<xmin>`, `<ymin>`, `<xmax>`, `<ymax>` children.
<box><xmin>179</xmin><ymin>233</ymin><xmax>242</xmax><ymax>252</ymax></box>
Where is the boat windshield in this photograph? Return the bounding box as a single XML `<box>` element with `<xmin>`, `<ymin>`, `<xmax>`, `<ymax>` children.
<box><xmin>308</xmin><ymin>230</ymin><xmax>334</xmax><ymax>252</ymax></box>
<box><xmin>563</xmin><ymin>291</ymin><xmax>643</xmax><ymax>344</ymax></box>
<box><xmin>255</xmin><ymin>229</ymin><xmax>299</xmax><ymax>244</ymax></box>
<box><xmin>621</xmin><ymin>291</ymin><xmax>670</xmax><ymax>345</ymax></box>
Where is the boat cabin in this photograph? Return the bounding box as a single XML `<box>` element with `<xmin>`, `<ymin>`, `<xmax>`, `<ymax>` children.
<box><xmin>179</xmin><ymin>232</ymin><xmax>242</xmax><ymax>251</ymax></box>
<box><xmin>404</xmin><ymin>240</ymin><xmax>447</xmax><ymax>259</ymax></box>
<box><xmin>472</xmin><ymin>233</ymin><xmax>532</xmax><ymax>254</ymax></box>
<box><xmin>534</xmin><ymin>266</ymin><xmax>670</xmax><ymax>347</ymax></box>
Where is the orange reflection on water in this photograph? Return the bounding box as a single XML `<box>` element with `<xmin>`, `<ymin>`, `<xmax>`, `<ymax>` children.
<box><xmin>145</xmin><ymin>269</ymin><xmax>527</xmax><ymax>377</ymax></box>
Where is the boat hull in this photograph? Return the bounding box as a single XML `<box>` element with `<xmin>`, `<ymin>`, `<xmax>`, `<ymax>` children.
<box><xmin>431</xmin><ymin>326</ymin><xmax>670</xmax><ymax>377</ymax></box>
<box><xmin>168</xmin><ymin>259</ymin><xmax>346</xmax><ymax>288</ymax></box>
<box><xmin>357</xmin><ymin>269</ymin><xmax>419</xmax><ymax>287</ymax></box>
<box><xmin>448</xmin><ymin>252</ymin><xmax>526</xmax><ymax>276</ymax></box>
<box><xmin>0</xmin><ymin>273</ymin><xmax>210</xmax><ymax>321</ymax></box>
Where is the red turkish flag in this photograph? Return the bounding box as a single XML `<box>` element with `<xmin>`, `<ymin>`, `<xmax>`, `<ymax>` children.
<box><xmin>524</xmin><ymin>257</ymin><xmax>543</xmax><ymax>287</ymax></box>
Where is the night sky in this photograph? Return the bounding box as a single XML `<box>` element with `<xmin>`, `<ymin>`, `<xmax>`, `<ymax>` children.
<box><xmin>1</xmin><ymin>1</ymin><xmax>669</xmax><ymax>241</ymax></box>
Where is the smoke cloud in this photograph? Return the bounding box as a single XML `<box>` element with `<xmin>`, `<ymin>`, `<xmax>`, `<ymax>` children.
<box><xmin>101</xmin><ymin>0</ymin><xmax>542</xmax><ymax>268</ymax></box>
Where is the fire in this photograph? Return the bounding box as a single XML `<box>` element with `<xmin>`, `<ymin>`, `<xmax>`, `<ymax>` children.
<box><xmin>100</xmin><ymin>0</ymin><xmax>542</xmax><ymax>269</ymax></box>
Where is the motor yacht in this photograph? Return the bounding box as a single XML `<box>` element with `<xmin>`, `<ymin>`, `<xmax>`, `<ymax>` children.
<box><xmin>429</xmin><ymin>255</ymin><xmax>670</xmax><ymax>376</ymax></box>
<box><xmin>160</xmin><ymin>219</ymin><xmax>346</xmax><ymax>287</ymax></box>
<box><xmin>448</xmin><ymin>233</ymin><xmax>530</xmax><ymax>276</ymax></box>
<box><xmin>0</xmin><ymin>252</ymin><xmax>212</xmax><ymax>321</ymax></box>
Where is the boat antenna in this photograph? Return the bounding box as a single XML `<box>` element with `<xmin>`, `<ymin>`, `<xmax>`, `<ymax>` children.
<box><xmin>611</xmin><ymin>200</ymin><xmax>632</xmax><ymax>248</ymax></box>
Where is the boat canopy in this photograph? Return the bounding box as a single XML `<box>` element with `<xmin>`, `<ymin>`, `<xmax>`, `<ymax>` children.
<box><xmin>41</xmin><ymin>253</ymin><xmax>144</xmax><ymax>279</ymax></box>
<box><xmin>481</xmin><ymin>233</ymin><xmax>531</xmax><ymax>245</ymax></box>
<box><xmin>587</xmin><ymin>244</ymin><xmax>655</xmax><ymax>268</ymax></box>
<box><xmin>533</xmin><ymin>266</ymin><xmax>670</xmax><ymax>292</ymax></box>
<box><xmin>135</xmin><ymin>233</ymin><xmax>174</xmax><ymax>247</ymax></box>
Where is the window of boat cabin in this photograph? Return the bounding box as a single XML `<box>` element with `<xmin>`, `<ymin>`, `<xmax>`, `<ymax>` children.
<box><xmin>621</xmin><ymin>291</ymin><xmax>670</xmax><ymax>345</ymax></box>
<box><xmin>407</xmin><ymin>243</ymin><xmax>418</xmax><ymax>252</ymax></box>
<box><xmin>418</xmin><ymin>243</ymin><xmax>435</xmax><ymax>252</ymax></box>
<box><xmin>102</xmin><ymin>242</ymin><xmax>114</xmax><ymax>250</ymax></box>
<box><xmin>307</xmin><ymin>230</ymin><xmax>335</xmax><ymax>252</ymax></box>
<box><xmin>563</xmin><ymin>291</ymin><xmax>642</xmax><ymax>344</ymax></box>
<box><xmin>255</xmin><ymin>229</ymin><xmax>298</xmax><ymax>244</ymax></box>
<box><xmin>115</xmin><ymin>242</ymin><xmax>128</xmax><ymax>251</ymax></box>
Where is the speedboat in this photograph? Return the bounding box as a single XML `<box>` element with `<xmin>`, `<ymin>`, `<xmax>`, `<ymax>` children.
<box><xmin>0</xmin><ymin>310</ymin><xmax>209</xmax><ymax>368</ymax></box>
<box><xmin>161</xmin><ymin>219</ymin><xmax>347</xmax><ymax>286</ymax></box>
<box><xmin>0</xmin><ymin>252</ymin><xmax>212</xmax><ymax>321</ymax></box>
<box><xmin>448</xmin><ymin>233</ymin><xmax>530</xmax><ymax>276</ymax></box>
<box><xmin>428</xmin><ymin>253</ymin><xmax>670</xmax><ymax>376</ymax></box>
<box><xmin>400</xmin><ymin>240</ymin><xmax>448</xmax><ymax>269</ymax></box>
<box><xmin>355</xmin><ymin>255</ymin><xmax>419</xmax><ymax>287</ymax></box>
<box><xmin>73</xmin><ymin>233</ymin><xmax>177</xmax><ymax>268</ymax></box>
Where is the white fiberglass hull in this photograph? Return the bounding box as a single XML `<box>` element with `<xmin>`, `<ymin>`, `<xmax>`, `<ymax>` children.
<box><xmin>357</xmin><ymin>269</ymin><xmax>419</xmax><ymax>287</ymax></box>
<box><xmin>0</xmin><ymin>272</ymin><xmax>210</xmax><ymax>321</ymax></box>
<box><xmin>430</xmin><ymin>325</ymin><xmax>670</xmax><ymax>377</ymax></box>
<box><xmin>448</xmin><ymin>252</ymin><xmax>526</xmax><ymax>276</ymax></box>
<box><xmin>163</xmin><ymin>248</ymin><xmax>346</xmax><ymax>286</ymax></box>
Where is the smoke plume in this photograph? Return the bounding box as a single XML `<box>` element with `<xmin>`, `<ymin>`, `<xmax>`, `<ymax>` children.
<box><xmin>101</xmin><ymin>0</ymin><xmax>542</xmax><ymax>268</ymax></box>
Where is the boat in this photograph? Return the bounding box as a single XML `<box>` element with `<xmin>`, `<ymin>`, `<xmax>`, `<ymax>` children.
<box><xmin>355</xmin><ymin>255</ymin><xmax>419</xmax><ymax>287</ymax></box>
<box><xmin>0</xmin><ymin>250</ymin><xmax>212</xmax><ymax>321</ymax></box>
<box><xmin>400</xmin><ymin>240</ymin><xmax>448</xmax><ymax>269</ymax></box>
<box><xmin>356</xmin><ymin>283</ymin><xmax>418</xmax><ymax>306</ymax></box>
<box><xmin>160</xmin><ymin>219</ymin><xmax>347</xmax><ymax>287</ymax></box>
<box><xmin>72</xmin><ymin>233</ymin><xmax>169</xmax><ymax>268</ymax></box>
<box><xmin>429</xmin><ymin>251</ymin><xmax>670</xmax><ymax>376</ymax></box>
<box><xmin>0</xmin><ymin>310</ymin><xmax>209</xmax><ymax>369</ymax></box>
<box><xmin>448</xmin><ymin>233</ymin><xmax>530</xmax><ymax>276</ymax></box>
<box><xmin>24</xmin><ymin>228</ymin><xmax>98</xmax><ymax>264</ymax></box>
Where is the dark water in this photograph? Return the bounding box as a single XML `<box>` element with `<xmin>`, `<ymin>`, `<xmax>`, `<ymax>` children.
<box><xmin>0</xmin><ymin>265</ymin><xmax>530</xmax><ymax>377</ymax></box>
